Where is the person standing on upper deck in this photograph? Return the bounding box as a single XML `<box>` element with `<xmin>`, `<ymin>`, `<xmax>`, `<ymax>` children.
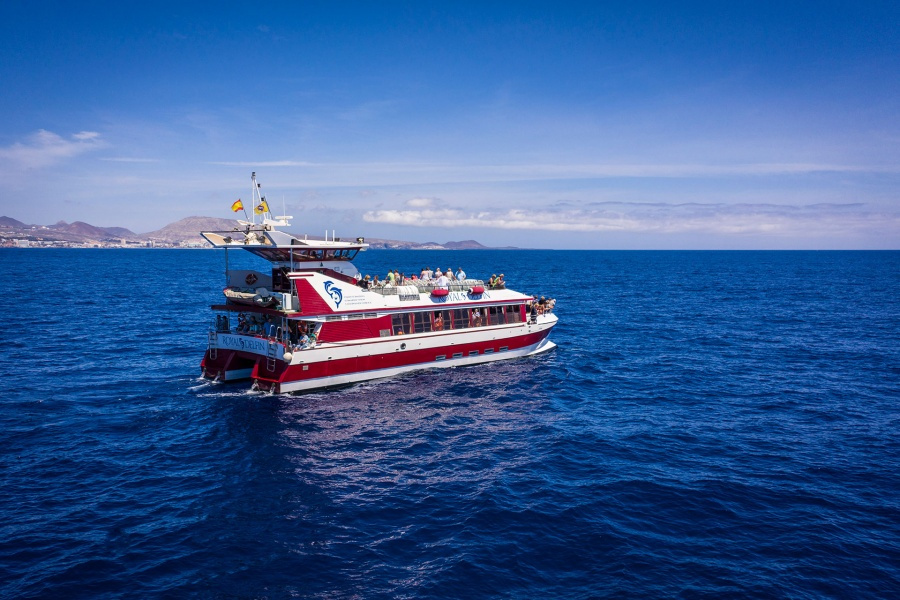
<box><xmin>456</xmin><ymin>267</ymin><xmax>466</xmax><ymax>281</ymax></box>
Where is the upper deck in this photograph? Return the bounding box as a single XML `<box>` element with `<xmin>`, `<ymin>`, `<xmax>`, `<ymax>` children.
<box><xmin>201</xmin><ymin>171</ymin><xmax>368</xmax><ymax>265</ymax></box>
<box><xmin>201</xmin><ymin>225</ymin><xmax>368</xmax><ymax>264</ymax></box>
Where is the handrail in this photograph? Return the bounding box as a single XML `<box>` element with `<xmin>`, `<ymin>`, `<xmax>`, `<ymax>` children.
<box><xmin>367</xmin><ymin>278</ymin><xmax>487</xmax><ymax>296</ymax></box>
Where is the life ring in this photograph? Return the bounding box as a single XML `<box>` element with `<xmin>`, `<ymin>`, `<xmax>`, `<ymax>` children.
<box><xmin>468</xmin><ymin>285</ymin><xmax>484</xmax><ymax>295</ymax></box>
<box><xmin>245</xmin><ymin>273</ymin><xmax>258</xmax><ymax>285</ymax></box>
<box><xmin>431</xmin><ymin>288</ymin><xmax>449</xmax><ymax>297</ymax></box>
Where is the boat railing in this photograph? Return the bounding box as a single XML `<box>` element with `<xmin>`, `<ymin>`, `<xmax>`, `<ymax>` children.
<box><xmin>367</xmin><ymin>278</ymin><xmax>487</xmax><ymax>296</ymax></box>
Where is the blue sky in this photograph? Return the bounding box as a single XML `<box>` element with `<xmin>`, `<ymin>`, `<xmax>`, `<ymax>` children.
<box><xmin>1</xmin><ymin>1</ymin><xmax>898</xmax><ymax>248</ymax></box>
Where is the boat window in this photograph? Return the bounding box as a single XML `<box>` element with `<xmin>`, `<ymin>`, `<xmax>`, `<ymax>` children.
<box><xmin>433</xmin><ymin>310</ymin><xmax>451</xmax><ymax>331</ymax></box>
<box><xmin>506</xmin><ymin>304</ymin><xmax>522</xmax><ymax>323</ymax></box>
<box><xmin>272</xmin><ymin>267</ymin><xmax>291</xmax><ymax>292</ymax></box>
<box><xmin>488</xmin><ymin>306</ymin><xmax>503</xmax><ymax>326</ymax></box>
<box><xmin>412</xmin><ymin>312</ymin><xmax>430</xmax><ymax>334</ymax></box>
<box><xmin>392</xmin><ymin>313</ymin><xmax>409</xmax><ymax>335</ymax></box>
<box><xmin>451</xmin><ymin>309</ymin><xmax>468</xmax><ymax>330</ymax></box>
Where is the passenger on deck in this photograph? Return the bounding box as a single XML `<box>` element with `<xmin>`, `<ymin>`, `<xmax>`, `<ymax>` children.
<box><xmin>435</xmin><ymin>272</ymin><xmax>449</xmax><ymax>290</ymax></box>
<box><xmin>249</xmin><ymin>315</ymin><xmax>262</xmax><ymax>334</ymax></box>
<box><xmin>472</xmin><ymin>308</ymin><xmax>483</xmax><ymax>327</ymax></box>
<box><xmin>488</xmin><ymin>274</ymin><xmax>497</xmax><ymax>288</ymax></box>
<box><xmin>433</xmin><ymin>312</ymin><xmax>444</xmax><ymax>331</ymax></box>
<box><xmin>297</xmin><ymin>332</ymin><xmax>310</xmax><ymax>349</ymax></box>
<box><xmin>456</xmin><ymin>267</ymin><xmax>466</xmax><ymax>281</ymax></box>
<box><xmin>386</xmin><ymin>270</ymin><xmax>395</xmax><ymax>286</ymax></box>
<box><xmin>495</xmin><ymin>274</ymin><xmax>505</xmax><ymax>289</ymax></box>
<box><xmin>446</xmin><ymin>268</ymin><xmax>456</xmax><ymax>281</ymax></box>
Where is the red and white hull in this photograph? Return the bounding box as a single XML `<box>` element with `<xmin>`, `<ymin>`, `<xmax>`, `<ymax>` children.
<box><xmin>202</xmin><ymin>313</ymin><xmax>557</xmax><ymax>393</ymax></box>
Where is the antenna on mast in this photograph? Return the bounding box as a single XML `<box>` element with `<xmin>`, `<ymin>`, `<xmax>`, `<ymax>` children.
<box><xmin>250</xmin><ymin>172</ymin><xmax>258</xmax><ymax>225</ymax></box>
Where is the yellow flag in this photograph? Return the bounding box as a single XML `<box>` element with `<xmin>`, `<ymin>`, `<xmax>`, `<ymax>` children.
<box><xmin>255</xmin><ymin>199</ymin><xmax>269</xmax><ymax>215</ymax></box>
<box><xmin>231</xmin><ymin>199</ymin><xmax>243</xmax><ymax>212</ymax></box>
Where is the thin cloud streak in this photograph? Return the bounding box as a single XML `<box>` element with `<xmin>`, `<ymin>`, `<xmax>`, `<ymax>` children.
<box><xmin>101</xmin><ymin>157</ymin><xmax>160</xmax><ymax>163</ymax></box>
<box><xmin>364</xmin><ymin>200</ymin><xmax>900</xmax><ymax>237</ymax></box>
<box><xmin>0</xmin><ymin>129</ymin><xmax>105</xmax><ymax>170</ymax></box>
<box><xmin>206</xmin><ymin>159</ymin><xmax>900</xmax><ymax>187</ymax></box>
<box><xmin>211</xmin><ymin>160</ymin><xmax>317</xmax><ymax>167</ymax></box>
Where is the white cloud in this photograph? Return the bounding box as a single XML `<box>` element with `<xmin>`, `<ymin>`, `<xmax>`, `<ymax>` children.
<box><xmin>210</xmin><ymin>160</ymin><xmax>315</xmax><ymax>167</ymax></box>
<box><xmin>198</xmin><ymin>160</ymin><xmax>900</xmax><ymax>189</ymax></box>
<box><xmin>101</xmin><ymin>157</ymin><xmax>160</xmax><ymax>163</ymax></box>
<box><xmin>363</xmin><ymin>199</ymin><xmax>900</xmax><ymax>237</ymax></box>
<box><xmin>0</xmin><ymin>129</ymin><xmax>105</xmax><ymax>170</ymax></box>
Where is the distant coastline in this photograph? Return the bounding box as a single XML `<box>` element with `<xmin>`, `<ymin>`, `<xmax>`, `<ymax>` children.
<box><xmin>0</xmin><ymin>215</ymin><xmax>515</xmax><ymax>250</ymax></box>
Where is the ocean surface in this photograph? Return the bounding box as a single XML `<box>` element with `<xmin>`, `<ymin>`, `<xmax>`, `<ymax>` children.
<box><xmin>1</xmin><ymin>248</ymin><xmax>899</xmax><ymax>599</ymax></box>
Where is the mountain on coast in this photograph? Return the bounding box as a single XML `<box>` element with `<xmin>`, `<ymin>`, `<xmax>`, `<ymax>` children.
<box><xmin>1</xmin><ymin>215</ymin><xmax>512</xmax><ymax>249</ymax></box>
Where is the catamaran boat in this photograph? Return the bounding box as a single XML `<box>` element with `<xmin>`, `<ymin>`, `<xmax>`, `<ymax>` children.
<box><xmin>200</xmin><ymin>173</ymin><xmax>558</xmax><ymax>393</ymax></box>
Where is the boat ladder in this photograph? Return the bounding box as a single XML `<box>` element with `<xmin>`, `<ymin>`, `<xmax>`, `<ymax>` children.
<box><xmin>266</xmin><ymin>340</ymin><xmax>278</xmax><ymax>372</ymax></box>
<box><xmin>207</xmin><ymin>330</ymin><xmax>218</xmax><ymax>360</ymax></box>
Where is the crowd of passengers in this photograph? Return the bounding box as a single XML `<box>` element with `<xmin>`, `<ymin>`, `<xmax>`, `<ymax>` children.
<box><xmin>529</xmin><ymin>296</ymin><xmax>557</xmax><ymax>319</ymax></box>
<box><xmin>220</xmin><ymin>313</ymin><xmax>320</xmax><ymax>350</ymax></box>
<box><xmin>216</xmin><ymin>285</ymin><xmax>556</xmax><ymax>350</ymax></box>
<box><xmin>355</xmin><ymin>267</ymin><xmax>508</xmax><ymax>290</ymax></box>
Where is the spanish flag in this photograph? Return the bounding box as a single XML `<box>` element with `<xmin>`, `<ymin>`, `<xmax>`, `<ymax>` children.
<box><xmin>231</xmin><ymin>199</ymin><xmax>243</xmax><ymax>212</ymax></box>
<box><xmin>255</xmin><ymin>199</ymin><xmax>269</xmax><ymax>215</ymax></box>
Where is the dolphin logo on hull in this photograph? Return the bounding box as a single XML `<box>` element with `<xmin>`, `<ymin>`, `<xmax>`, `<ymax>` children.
<box><xmin>323</xmin><ymin>280</ymin><xmax>343</xmax><ymax>308</ymax></box>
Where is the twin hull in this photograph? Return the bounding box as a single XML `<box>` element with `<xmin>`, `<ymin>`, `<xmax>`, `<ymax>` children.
<box><xmin>202</xmin><ymin>315</ymin><xmax>557</xmax><ymax>393</ymax></box>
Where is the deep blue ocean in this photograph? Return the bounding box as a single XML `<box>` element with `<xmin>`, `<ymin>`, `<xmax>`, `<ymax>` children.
<box><xmin>2</xmin><ymin>248</ymin><xmax>899</xmax><ymax>599</ymax></box>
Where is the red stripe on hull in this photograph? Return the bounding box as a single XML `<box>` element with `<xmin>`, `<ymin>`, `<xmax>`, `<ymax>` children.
<box><xmin>201</xmin><ymin>350</ymin><xmax>282</xmax><ymax>380</ymax></box>
<box><xmin>202</xmin><ymin>319</ymin><xmax>557</xmax><ymax>392</ymax></box>
<box><xmin>292</xmin><ymin>278</ymin><xmax>334</xmax><ymax>315</ymax></box>
<box><xmin>274</xmin><ymin>328</ymin><xmax>551</xmax><ymax>386</ymax></box>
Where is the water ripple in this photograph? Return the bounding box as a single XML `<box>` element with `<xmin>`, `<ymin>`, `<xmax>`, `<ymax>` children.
<box><xmin>1</xmin><ymin>249</ymin><xmax>899</xmax><ymax>598</ymax></box>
